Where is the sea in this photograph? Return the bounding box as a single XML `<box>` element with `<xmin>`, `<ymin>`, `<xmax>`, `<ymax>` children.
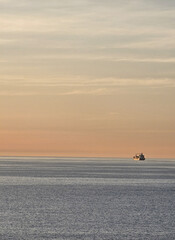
<box><xmin>0</xmin><ymin>157</ymin><xmax>175</xmax><ymax>240</ymax></box>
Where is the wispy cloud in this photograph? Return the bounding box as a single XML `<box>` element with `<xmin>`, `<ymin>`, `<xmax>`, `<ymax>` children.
<box><xmin>1</xmin><ymin>0</ymin><xmax>175</xmax><ymax>95</ymax></box>
<box><xmin>24</xmin><ymin>55</ymin><xmax>175</xmax><ymax>63</ymax></box>
<box><xmin>0</xmin><ymin>76</ymin><xmax>174</xmax><ymax>96</ymax></box>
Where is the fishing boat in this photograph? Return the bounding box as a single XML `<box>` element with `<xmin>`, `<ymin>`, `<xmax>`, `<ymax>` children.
<box><xmin>133</xmin><ymin>153</ymin><xmax>145</xmax><ymax>161</ymax></box>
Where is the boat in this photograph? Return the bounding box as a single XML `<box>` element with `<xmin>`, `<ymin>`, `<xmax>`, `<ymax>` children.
<box><xmin>133</xmin><ymin>153</ymin><xmax>145</xmax><ymax>161</ymax></box>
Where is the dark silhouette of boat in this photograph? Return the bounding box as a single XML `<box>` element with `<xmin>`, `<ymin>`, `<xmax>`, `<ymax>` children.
<box><xmin>133</xmin><ymin>153</ymin><xmax>145</xmax><ymax>161</ymax></box>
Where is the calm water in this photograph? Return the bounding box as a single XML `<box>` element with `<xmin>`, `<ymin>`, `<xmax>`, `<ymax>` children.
<box><xmin>0</xmin><ymin>157</ymin><xmax>175</xmax><ymax>240</ymax></box>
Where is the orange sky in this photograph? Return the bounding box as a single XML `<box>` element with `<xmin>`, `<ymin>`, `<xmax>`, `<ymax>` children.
<box><xmin>1</xmin><ymin>1</ymin><xmax>175</xmax><ymax>158</ymax></box>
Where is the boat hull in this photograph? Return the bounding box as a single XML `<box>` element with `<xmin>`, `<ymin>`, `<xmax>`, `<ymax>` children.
<box><xmin>133</xmin><ymin>157</ymin><xmax>145</xmax><ymax>161</ymax></box>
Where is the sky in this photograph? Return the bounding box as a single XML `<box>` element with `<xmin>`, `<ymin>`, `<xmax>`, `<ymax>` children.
<box><xmin>0</xmin><ymin>0</ymin><xmax>175</xmax><ymax>158</ymax></box>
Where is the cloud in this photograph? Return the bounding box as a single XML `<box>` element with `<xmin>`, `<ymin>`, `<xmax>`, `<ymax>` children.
<box><xmin>1</xmin><ymin>1</ymin><xmax>174</xmax><ymax>39</ymax></box>
<box><xmin>0</xmin><ymin>76</ymin><xmax>175</xmax><ymax>96</ymax></box>
<box><xmin>1</xmin><ymin>0</ymin><xmax>175</xmax><ymax>89</ymax></box>
<box><xmin>1</xmin><ymin>76</ymin><xmax>175</xmax><ymax>86</ymax></box>
<box><xmin>24</xmin><ymin>54</ymin><xmax>175</xmax><ymax>63</ymax></box>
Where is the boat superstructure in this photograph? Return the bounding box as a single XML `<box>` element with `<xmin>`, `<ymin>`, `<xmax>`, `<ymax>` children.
<box><xmin>133</xmin><ymin>153</ymin><xmax>145</xmax><ymax>161</ymax></box>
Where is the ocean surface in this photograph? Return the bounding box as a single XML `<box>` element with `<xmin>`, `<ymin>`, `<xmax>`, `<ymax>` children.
<box><xmin>0</xmin><ymin>157</ymin><xmax>175</xmax><ymax>240</ymax></box>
